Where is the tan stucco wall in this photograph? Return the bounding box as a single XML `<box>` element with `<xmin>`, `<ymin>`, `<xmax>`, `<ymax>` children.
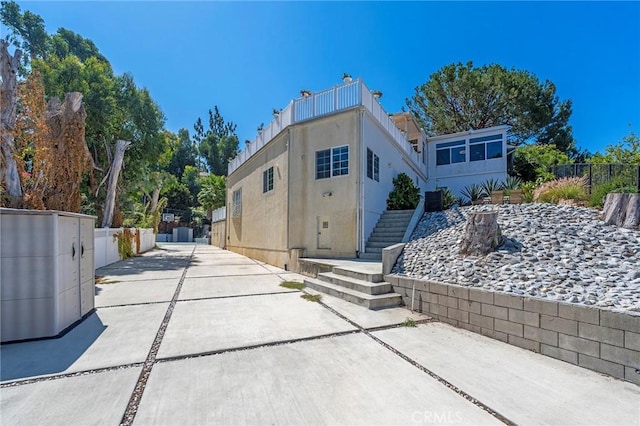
<box><xmin>288</xmin><ymin>110</ymin><xmax>360</xmax><ymax>258</ymax></box>
<box><xmin>226</xmin><ymin>132</ymin><xmax>289</xmax><ymax>268</ymax></box>
<box><xmin>210</xmin><ymin>220</ymin><xmax>226</xmax><ymax>248</ymax></box>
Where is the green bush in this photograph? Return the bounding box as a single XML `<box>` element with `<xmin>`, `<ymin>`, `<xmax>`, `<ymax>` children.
<box><xmin>387</xmin><ymin>173</ymin><xmax>420</xmax><ymax>210</ymax></box>
<box><xmin>589</xmin><ymin>180</ymin><xmax>638</xmax><ymax>208</ymax></box>
<box><xmin>461</xmin><ymin>183</ymin><xmax>485</xmax><ymax>204</ymax></box>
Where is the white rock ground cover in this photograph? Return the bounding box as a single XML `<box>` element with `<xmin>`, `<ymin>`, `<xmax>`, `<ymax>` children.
<box><xmin>393</xmin><ymin>203</ymin><xmax>640</xmax><ymax>313</ymax></box>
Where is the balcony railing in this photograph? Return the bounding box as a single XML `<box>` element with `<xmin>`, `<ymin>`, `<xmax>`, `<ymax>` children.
<box><xmin>228</xmin><ymin>78</ymin><xmax>425</xmax><ymax>175</ymax></box>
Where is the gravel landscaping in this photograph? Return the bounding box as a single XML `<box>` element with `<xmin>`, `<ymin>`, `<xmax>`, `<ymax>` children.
<box><xmin>393</xmin><ymin>203</ymin><xmax>640</xmax><ymax>313</ymax></box>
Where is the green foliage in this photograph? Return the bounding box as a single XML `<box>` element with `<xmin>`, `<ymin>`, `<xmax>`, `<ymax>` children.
<box><xmin>534</xmin><ymin>177</ymin><xmax>588</xmax><ymax>204</ymax></box>
<box><xmin>194</xmin><ymin>107</ymin><xmax>239</xmax><ymax>176</ymax></box>
<box><xmin>512</xmin><ymin>144</ymin><xmax>571</xmax><ymax>182</ymax></box>
<box><xmin>280</xmin><ymin>281</ymin><xmax>305</xmax><ymax>290</ymax></box>
<box><xmin>502</xmin><ymin>176</ymin><xmax>522</xmax><ymax>191</ymax></box>
<box><xmin>481</xmin><ymin>178</ymin><xmax>503</xmax><ymax>196</ymax></box>
<box><xmin>301</xmin><ymin>294</ymin><xmax>322</xmax><ymax>303</ymax></box>
<box><xmin>461</xmin><ymin>183</ymin><xmax>485</xmax><ymax>203</ymax></box>
<box><xmin>589</xmin><ymin>179</ymin><xmax>638</xmax><ymax>208</ymax></box>
<box><xmin>401</xmin><ymin>318</ymin><xmax>417</xmax><ymax>327</ymax></box>
<box><xmin>436</xmin><ymin>187</ymin><xmax>458</xmax><ymax>209</ymax></box>
<box><xmin>197</xmin><ymin>174</ymin><xmax>226</xmax><ymax>211</ymax></box>
<box><xmin>407</xmin><ymin>61</ymin><xmax>575</xmax><ymax>153</ymax></box>
<box><xmin>114</xmin><ymin>229</ymin><xmax>135</xmax><ymax>259</ymax></box>
<box><xmin>166</xmin><ymin>129</ymin><xmax>198</xmax><ymax>178</ymax></box>
<box><xmin>387</xmin><ymin>173</ymin><xmax>420</xmax><ymax>210</ymax></box>
<box><xmin>520</xmin><ymin>181</ymin><xmax>537</xmax><ymax>203</ymax></box>
<box><xmin>591</xmin><ymin>128</ymin><xmax>640</xmax><ymax>165</ymax></box>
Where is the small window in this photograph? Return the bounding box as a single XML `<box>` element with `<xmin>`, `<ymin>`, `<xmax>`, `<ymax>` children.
<box><xmin>367</xmin><ymin>148</ymin><xmax>380</xmax><ymax>182</ymax></box>
<box><xmin>332</xmin><ymin>146</ymin><xmax>349</xmax><ymax>176</ymax></box>
<box><xmin>316</xmin><ymin>145</ymin><xmax>349</xmax><ymax>179</ymax></box>
<box><xmin>263</xmin><ymin>167</ymin><xmax>274</xmax><ymax>193</ymax></box>
<box><xmin>470</xmin><ymin>134</ymin><xmax>503</xmax><ymax>162</ymax></box>
<box><xmin>436</xmin><ymin>140</ymin><xmax>466</xmax><ymax>165</ymax></box>
<box><xmin>232</xmin><ymin>188</ymin><xmax>242</xmax><ymax>217</ymax></box>
<box><xmin>373</xmin><ymin>154</ymin><xmax>379</xmax><ymax>182</ymax></box>
<box><xmin>316</xmin><ymin>149</ymin><xmax>331</xmax><ymax>179</ymax></box>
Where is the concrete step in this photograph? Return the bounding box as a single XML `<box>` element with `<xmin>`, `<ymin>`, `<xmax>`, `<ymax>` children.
<box><xmin>358</xmin><ymin>252</ymin><xmax>382</xmax><ymax>260</ymax></box>
<box><xmin>381</xmin><ymin>210</ymin><xmax>414</xmax><ymax>216</ymax></box>
<box><xmin>318</xmin><ymin>272</ymin><xmax>390</xmax><ymax>294</ymax></box>
<box><xmin>367</xmin><ymin>236</ymin><xmax>402</xmax><ymax>243</ymax></box>
<box><xmin>366</xmin><ymin>241</ymin><xmax>398</xmax><ymax>249</ymax></box>
<box><xmin>370</xmin><ymin>229</ymin><xmax>407</xmax><ymax>237</ymax></box>
<box><xmin>364</xmin><ymin>247</ymin><xmax>383</xmax><ymax>254</ymax></box>
<box><xmin>329</xmin><ymin>267</ymin><xmax>384</xmax><ymax>284</ymax></box>
<box><xmin>303</xmin><ymin>278</ymin><xmax>403</xmax><ymax>310</ymax></box>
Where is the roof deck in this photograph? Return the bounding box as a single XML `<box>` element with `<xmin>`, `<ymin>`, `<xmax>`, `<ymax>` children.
<box><xmin>228</xmin><ymin>78</ymin><xmax>426</xmax><ymax>175</ymax></box>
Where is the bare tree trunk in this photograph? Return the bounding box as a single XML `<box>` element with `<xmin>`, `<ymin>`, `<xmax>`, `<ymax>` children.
<box><xmin>102</xmin><ymin>140</ymin><xmax>131</xmax><ymax>227</ymax></box>
<box><xmin>460</xmin><ymin>211</ymin><xmax>503</xmax><ymax>256</ymax></box>
<box><xmin>603</xmin><ymin>193</ymin><xmax>640</xmax><ymax>230</ymax></box>
<box><xmin>0</xmin><ymin>40</ymin><xmax>23</xmax><ymax>203</ymax></box>
<box><xmin>149</xmin><ymin>185</ymin><xmax>161</xmax><ymax>214</ymax></box>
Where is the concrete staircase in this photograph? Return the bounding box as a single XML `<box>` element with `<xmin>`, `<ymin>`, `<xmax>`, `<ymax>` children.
<box><xmin>360</xmin><ymin>209</ymin><xmax>414</xmax><ymax>260</ymax></box>
<box><xmin>302</xmin><ymin>263</ymin><xmax>402</xmax><ymax>310</ymax></box>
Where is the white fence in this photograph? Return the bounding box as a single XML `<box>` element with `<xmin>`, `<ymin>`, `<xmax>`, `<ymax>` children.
<box><xmin>228</xmin><ymin>78</ymin><xmax>426</xmax><ymax>176</ymax></box>
<box><xmin>94</xmin><ymin>228</ymin><xmax>155</xmax><ymax>269</ymax></box>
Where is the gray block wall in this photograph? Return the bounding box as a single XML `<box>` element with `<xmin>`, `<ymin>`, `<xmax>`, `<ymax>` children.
<box><xmin>386</xmin><ymin>275</ymin><xmax>640</xmax><ymax>386</ymax></box>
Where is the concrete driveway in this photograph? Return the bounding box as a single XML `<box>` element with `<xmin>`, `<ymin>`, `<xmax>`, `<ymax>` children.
<box><xmin>1</xmin><ymin>244</ymin><xmax>638</xmax><ymax>425</ymax></box>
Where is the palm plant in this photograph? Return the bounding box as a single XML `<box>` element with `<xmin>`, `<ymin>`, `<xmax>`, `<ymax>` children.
<box><xmin>502</xmin><ymin>176</ymin><xmax>523</xmax><ymax>190</ymax></box>
<box><xmin>481</xmin><ymin>178</ymin><xmax>503</xmax><ymax>195</ymax></box>
<box><xmin>461</xmin><ymin>183</ymin><xmax>486</xmax><ymax>204</ymax></box>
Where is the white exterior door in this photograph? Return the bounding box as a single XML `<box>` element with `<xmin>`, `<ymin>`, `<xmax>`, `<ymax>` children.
<box><xmin>317</xmin><ymin>216</ymin><xmax>331</xmax><ymax>249</ymax></box>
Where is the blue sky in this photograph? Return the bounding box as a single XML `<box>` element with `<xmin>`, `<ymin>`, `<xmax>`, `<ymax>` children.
<box><xmin>6</xmin><ymin>1</ymin><xmax>640</xmax><ymax>154</ymax></box>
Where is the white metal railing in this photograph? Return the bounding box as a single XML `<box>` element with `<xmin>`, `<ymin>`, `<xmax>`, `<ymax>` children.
<box><xmin>211</xmin><ymin>206</ymin><xmax>226</xmax><ymax>223</ymax></box>
<box><xmin>228</xmin><ymin>78</ymin><xmax>426</xmax><ymax>176</ymax></box>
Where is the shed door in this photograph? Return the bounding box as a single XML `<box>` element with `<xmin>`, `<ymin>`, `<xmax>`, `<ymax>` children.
<box><xmin>317</xmin><ymin>216</ymin><xmax>331</xmax><ymax>249</ymax></box>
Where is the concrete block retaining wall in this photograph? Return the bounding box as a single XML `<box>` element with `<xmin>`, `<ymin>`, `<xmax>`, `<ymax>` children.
<box><xmin>386</xmin><ymin>275</ymin><xmax>640</xmax><ymax>385</ymax></box>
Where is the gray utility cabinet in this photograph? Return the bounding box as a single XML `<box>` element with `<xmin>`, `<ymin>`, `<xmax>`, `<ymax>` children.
<box><xmin>0</xmin><ymin>208</ymin><xmax>96</xmax><ymax>342</ymax></box>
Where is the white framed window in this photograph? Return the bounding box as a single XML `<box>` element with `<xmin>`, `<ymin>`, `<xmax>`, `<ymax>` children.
<box><xmin>470</xmin><ymin>134</ymin><xmax>503</xmax><ymax>162</ymax></box>
<box><xmin>232</xmin><ymin>188</ymin><xmax>242</xmax><ymax>217</ymax></box>
<box><xmin>436</xmin><ymin>140</ymin><xmax>466</xmax><ymax>165</ymax></box>
<box><xmin>367</xmin><ymin>148</ymin><xmax>379</xmax><ymax>182</ymax></box>
<box><xmin>263</xmin><ymin>167</ymin><xmax>274</xmax><ymax>193</ymax></box>
<box><xmin>316</xmin><ymin>145</ymin><xmax>349</xmax><ymax>179</ymax></box>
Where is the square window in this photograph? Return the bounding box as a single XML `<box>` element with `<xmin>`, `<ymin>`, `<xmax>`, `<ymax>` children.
<box><xmin>451</xmin><ymin>147</ymin><xmax>466</xmax><ymax>163</ymax></box>
<box><xmin>487</xmin><ymin>141</ymin><xmax>503</xmax><ymax>159</ymax></box>
<box><xmin>470</xmin><ymin>143</ymin><xmax>485</xmax><ymax>161</ymax></box>
<box><xmin>436</xmin><ymin>149</ymin><xmax>450</xmax><ymax>165</ymax></box>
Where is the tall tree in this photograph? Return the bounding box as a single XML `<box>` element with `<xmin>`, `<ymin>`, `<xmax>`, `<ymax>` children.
<box><xmin>166</xmin><ymin>128</ymin><xmax>197</xmax><ymax>178</ymax></box>
<box><xmin>194</xmin><ymin>106</ymin><xmax>239</xmax><ymax>175</ymax></box>
<box><xmin>407</xmin><ymin>61</ymin><xmax>576</xmax><ymax>154</ymax></box>
<box><xmin>197</xmin><ymin>174</ymin><xmax>226</xmax><ymax>211</ymax></box>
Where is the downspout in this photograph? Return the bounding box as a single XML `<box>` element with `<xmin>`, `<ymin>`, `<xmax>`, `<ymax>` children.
<box><xmin>286</xmin><ymin>129</ymin><xmax>291</xmax><ymax>253</ymax></box>
<box><xmin>358</xmin><ymin>108</ymin><xmax>365</xmax><ymax>256</ymax></box>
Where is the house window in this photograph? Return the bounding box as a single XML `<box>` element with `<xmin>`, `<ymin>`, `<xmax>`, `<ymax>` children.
<box><xmin>366</xmin><ymin>148</ymin><xmax>380</xmax><ymax>182</ymax></box>
<box><xmin>263</xmin><ymin>167</ymin><xmax>274</xmax><ymax>193</ymax></box>
<box><xmin>436</xmin><ymin>140</ymin><xmax>466</xmax><ymax>165</ymax></box>
<box><xmin>316</xmin><ymin>145</ymin><xmax>349</xmax><ymax>179</ymax></box>
<box><xmin>232</xmin><ymin>188</ymin><xmax>242</xmax><ymax>217</ymax></box>
<box><xmin>470</xmin><ymin>134</ymin><xmax>503</xmax><ymax>162</ymax></box>
<box><xmin>316</xmin><ymin>149</ymin><xmax>331</xmax><ymax>179</ymax></box>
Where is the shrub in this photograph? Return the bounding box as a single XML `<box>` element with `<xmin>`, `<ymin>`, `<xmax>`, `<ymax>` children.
<box><xmin>520</xmin><ymin>181</ymin><xmax>537</xmax><ymax>203</ymax></box>
<box><xmin>387</xmin><ymin>173</ymin><xmax>420</xmax><ymax>210</ymax></box>
<box><xmin>461</xmin><ymin>183</ymin><xmax>485</xmax><ymax>204</ymax></box>
<box><xmin>534</xmin><ymin>177</ymin><xmax>588</xmax><ymax>204</ymax></box>
<box><xmin>589</xmin><ymin>180</ymin><xmax>638</xmax><ymax>208</ymax></box>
